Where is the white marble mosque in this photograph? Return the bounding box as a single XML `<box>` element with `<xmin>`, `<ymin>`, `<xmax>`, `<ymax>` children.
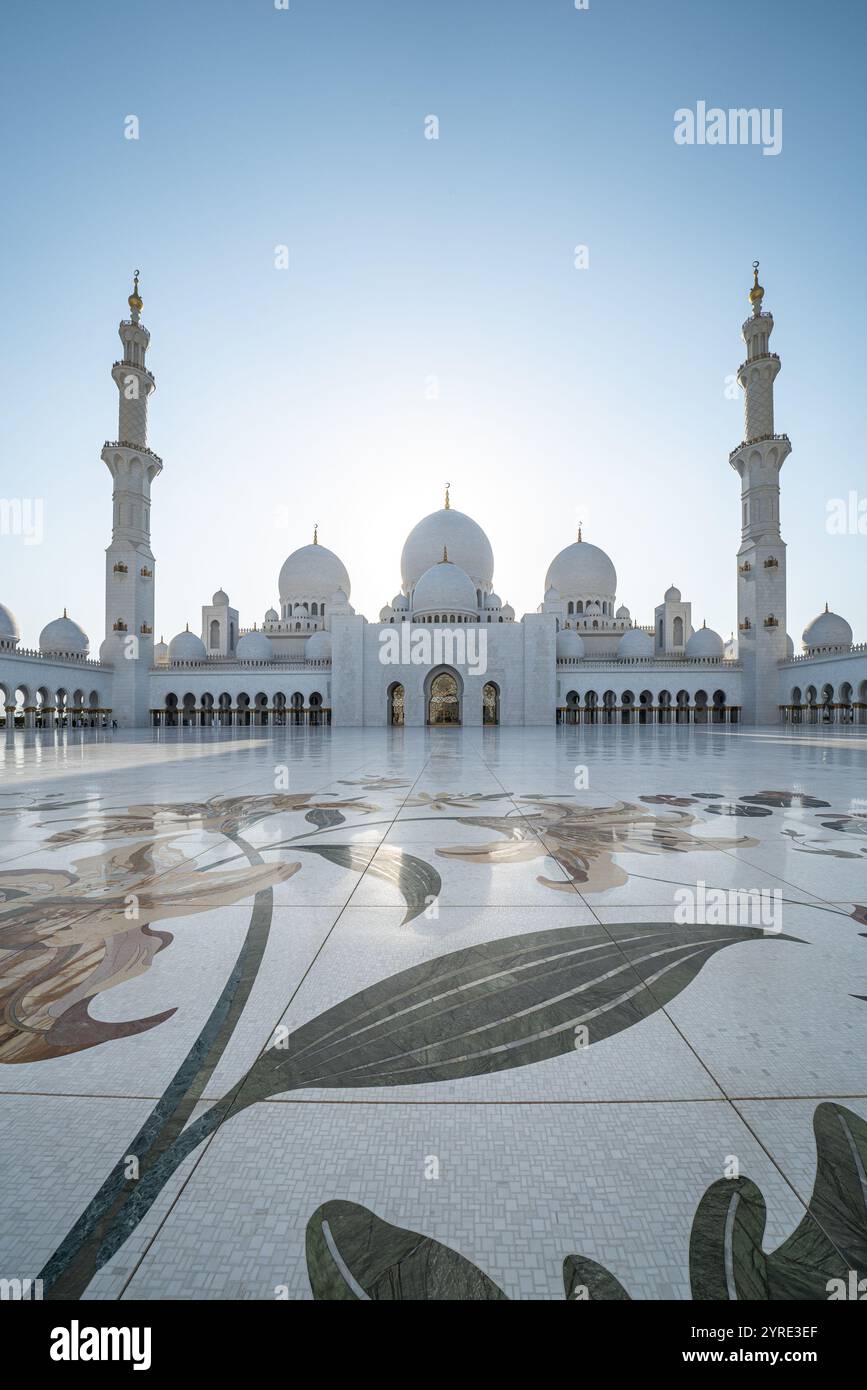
<box><xmin>2</xmin><ymin>265</ymin><xmax>865</xmax><ymax>732</ymax></box>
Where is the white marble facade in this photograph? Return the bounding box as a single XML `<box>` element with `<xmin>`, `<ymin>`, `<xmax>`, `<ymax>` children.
<box><xmin>1</xmin><ymin>267</ymin><xmax>866</xmax><ymax>730</ymax></box>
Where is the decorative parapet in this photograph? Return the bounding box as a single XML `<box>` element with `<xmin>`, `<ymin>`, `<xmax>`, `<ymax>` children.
<box><xmin>557</xmin><ymin>657</ymin><xmax>742</xmax><ymax>670</ymax></box>
<box><xmin>155</xmin><ymin>658</ymin><xmax>332</xmax><ymax>671</ymax></box>
<box><xmin>785</xmin><ymin>643</ymin><xmax>867</xmax><ymax>664</ymax></box>
<box><xmin>0</xmin><ymin>648</ymin><xmax>107</xmax><ymax>668</ymax></box>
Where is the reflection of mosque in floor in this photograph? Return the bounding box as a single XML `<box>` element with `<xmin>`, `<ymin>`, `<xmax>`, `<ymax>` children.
<box><xmin>2</xmin><ymin>266</ymin><xmax>866</xmax><ymax>729</ymax></box>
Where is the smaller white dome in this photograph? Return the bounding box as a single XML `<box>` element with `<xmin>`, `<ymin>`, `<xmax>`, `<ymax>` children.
<box><xmin>544</xmin><ymin>586</ymin><xmax>561</xmax><ymax>605</ymax></box>
<box><xmin>98</xmin><ymin>633</ymin><xmax>122</xmax><ymax>664</ymax></box>
<box><xmin>236</xmin><ymin>628</ymin><xmax>273</xmax><ymax>662</ymax></box>
<box><xmin>616</xmin><ymin>605</ymin><xmax>630</xmax><ymax>620</ymax></box>
<box><xmin>501</xmin><ymin>603</ymin><xmax>515</xmax><ymax>620</ymax></box>
<box><xmin>413</xmin><ymin>558</ymin><xmax>478</xmax><ymax>615</ymax></box>
<box><xmin>785</xmin><ymin>632</ymin><xmax>794</xmax><ymax>659</ymax></box>
<box><xmin>391</xmin><ymin>593</ymin><xmax>409</xmax><ymax>610</ymax></box>
<box><xmin>617</xmin><ymin>627</ymin><xmax>654</xmax><ymax>658</ymax></box>
<box><xmin>39</xmin><ymin>611</ymin><xmax>89</xmax><ymax>657</ymax></box>
<box><xmin>802</xmin><ymin>605</ymin><xmax>853</xmax><ymax>653</ymax></box>
<box><xmin>664</xmin><ymin>585</ymin><xmax>682</xmax><ymax>604</ymax></box>
<box><xmin>485</xmin><ymin>592</ymin><xmax>502</xmax><ymax>609</ymax></box>
<box><xmin>684</xmin><ymin>622</ymin><xmax>724</xmax><ymax>658</ymax></box>
<box><xmin>212</xmin><ymin>588</ymin><xmax>230</xmax><ymax>607</ymax></box>
<box><xmin>585</xmin><ymin>600</ymin><xmax>602</xmax><ymax>615</ymax></box>
<box><xmin>724</xmin><ymin>632</ymin><xmax>738</xmax><ymax>660</ymax></box>
<box><xmin>154</xmin><ymin>636</ymin><xmax>170</xmax><ymax>667</ymax></box>
<box><xmin>306</xmin><ymin>631</ymin><xmax>332</xmax><ymax>661</ymax></box>
<box><xmin>556</xmin><ymin>629</ymin><xmax>585</xmax><ymax>659</ymax></box>
<box><xmin>264</xmin><ymin>607</ymin><xmax>278</xmax><ymax>623</ymax></box>
<box><xmin>0</xmin><ymin>602</ymin><xmax>20</xmax><ymax>644</ymax></box>
<box><xmin>168</xmin><ymin>626</ymin><xmax>207</xmax><ymax>662</ymax></box>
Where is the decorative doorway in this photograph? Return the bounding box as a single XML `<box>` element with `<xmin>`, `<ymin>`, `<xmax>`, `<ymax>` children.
<box><xmin>388</xmin><ymin>682</ymin><xmax>405</xmax><ymax>726</ymax></box>
<box><xmin>427</xmin><ymin>671</ymin><xmax>461</xmax><ymax>725</ymax></box>
<box><xmin>482</xmin><ymin>681</ymin><xmax>499</xmax><ymax>725</ymax></box>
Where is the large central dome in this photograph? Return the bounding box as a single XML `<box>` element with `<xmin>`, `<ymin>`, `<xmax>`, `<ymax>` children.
<box><xmin>401</xmin><ymin>506</ymin><xmax>494</xmax><ymax>595</ymax></box>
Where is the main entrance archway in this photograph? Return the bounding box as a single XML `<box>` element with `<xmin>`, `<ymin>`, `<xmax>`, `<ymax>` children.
<box><xmin>427</xmin><ymin>669</ymin><xmax>461</xmax><ymax>726</ymax></box>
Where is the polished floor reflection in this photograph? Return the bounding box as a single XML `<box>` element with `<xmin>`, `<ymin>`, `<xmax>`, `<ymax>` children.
<box><xmin>0</xmin><ymin>724</ymin><xmax>865</xmax><ymax>1300</ymax></box>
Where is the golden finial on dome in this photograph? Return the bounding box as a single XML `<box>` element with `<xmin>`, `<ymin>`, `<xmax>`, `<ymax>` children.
<box><xmin>444</xmin><ymin>482</ymin><xmax>450</xmax><ymax>510</ymax></box>
<box><xmin>577</xmin><ymin>520</ymin><xmax>583</xmax><ymax>542</ymax></box>
<box><xmin>749</xmin><ymin>260</ymin><xmax>764</xmax><ymax>309</ymax></box>
<box><xmin>313</xmin><ymin>523</ymin><xmax>318</xmax><ymax>545</ymax></box>
<box><xmin>442</xmin><ymin>545</ymin><xmax>449</xmax><ymax>563</ymax></box>
<box><xmin>128</xmin><ymin>269</ymin><xmax>143</xmax><ymax>314</ymax></box>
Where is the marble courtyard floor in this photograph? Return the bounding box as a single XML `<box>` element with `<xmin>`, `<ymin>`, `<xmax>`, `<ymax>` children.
<box><xmin>0</xmin><ymin>724</ymin><xmax>865</xmax><ymax>1302</ymax></box>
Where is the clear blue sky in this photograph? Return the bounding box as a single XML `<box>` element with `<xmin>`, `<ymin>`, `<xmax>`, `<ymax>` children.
<box><xmin>1</xmin><ymin>0</ymin><xmax>865</xmax><ymax>649</ymax></box>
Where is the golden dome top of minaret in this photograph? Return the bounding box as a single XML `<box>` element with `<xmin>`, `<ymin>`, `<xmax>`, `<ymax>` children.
<box><xmin>128</xmin><ymin>269</ymin><xmax>143</xmax><ymax>313</ymax></box>
<box><xmin>748</xmin><ymin>260</ymin><xmax>764</xmax><ymax>308</ymax></box>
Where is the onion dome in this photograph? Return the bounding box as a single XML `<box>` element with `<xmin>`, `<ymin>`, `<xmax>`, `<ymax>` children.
<box><xmin>501</xmin><ymin>602</ymin><xmax>515</xmax><ymax>621</ymax></box>
<box><xmin>616</xmin><ymin>605</ymin><xmax>630</xmax><ymax>620</ymax></box>
<box><xmin>264</xmin><ymin>607</ymin><xmax>278</xmax><ymax>623</ymax></box>
<box><xmin>154</xmin><ymin>635</ymin><xmax>170</xmax><ymax>666</ymax></box>
<box><xmin>748</xmin><ymin>260</ymin><xmax>764</xmax><ymax>309</ymax></box>
<box><xmin>802</xmin><ymin>604</ymin><xmax>853</xmax><ymax>653</ymax></box>
<box><xmin>0</xmin><ymin>602</ymin><xmax>20</xmax><ymax>647</ymax></box>
<box><xmin>664</xmin><ymin>584</ymin><xmax>682</xmax><ymax>603</ymax></box>
<box><xmin>545</xmin><ymin>534</ymin><xmax>616</xmax><ymax>601</ymax></box>
<box><xmin>401</xmin><ymin>497</ymin><xmax>494</xmax><ymax>594</ymax></box>
<box><xmin>556</xmin><ymin>629</ymin><xmax>585</xmax><ymax>659</ymax></box>
<box><xmin>278</xmin><ymin>531</ymin><xmax>351</xmax><ymax>604</ymax></box>
<box><xmin>305</xmin><ymin>630</ymin><xmax>332</xmax><ymax>661</ymax></box>
<box><xmin>235</xmin><ymin>627</ymin><xmax>273</xmax><ymax>662</ymax></box>
<box><xmin>212</xmin><ymin>588</ymin><xmax>230</xmax><ymax>607</ymax></box>
<box><xmin>617</xmin><ymin>627</ymin><xmax>654</xmax><ymax>658</ymax></box>
<box><xmin>412</xmin><ymin>551</ymin><xmax>478</xmax><ymax>617</ymax></box>
<box><xmin>684</xmin><ymin>620</ymin><xmax>724</xmax><ymax>658</ymax></box>
<box><xmin>168</xmin><ymin>624</ymin><xmax>207</xmax><ymax>661</ymax></box>
<box><xmin>39</xmin><ymin>609</ymin><xmax>89</xmax><ymax>658</ymax></box>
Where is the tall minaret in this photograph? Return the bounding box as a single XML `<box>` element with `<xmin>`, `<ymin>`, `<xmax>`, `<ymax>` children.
<box><xmin>101</xmin><ymin>272</ymin><xmax>162</xmax><ymax>726</ymax></box>
<box><xmin>729</xmin><ymin>263</ymin><xmax>790</xmax><ymax>725</ymax></box>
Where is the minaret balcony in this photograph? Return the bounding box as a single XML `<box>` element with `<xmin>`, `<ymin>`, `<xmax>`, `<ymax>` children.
<box><xmin>738</xmin><ymin>562</ymin><xmax>751</xmax><ymax>574</ymax></box>
<box><xmin>140</xmin><ymin>623</ymin><xmax>152</xmax><ymax>635</ymax></box>
<box><xmin>113</xmin><ymin>360</ymin><xmax>156</xmax><ymax>388</ymax></box>
<box><xmin>738</xmin><ymin>619</ymin><xmax>752</xmax><ymax>631</ymax></box>
<box><xmin>113</xmin><ymin>562</ymin><xmax>128</xmax><ymax>574</ymax></box>
<box><xmin>764</xmin><ymin>615</ymin><xmax>779</xmax><ymax>628</ymax></box>
<box><xmin>729</xmin><ymin>433</ymin><xmax>791</xmax><ymax>464</ymax></box>
<box><xmin>736</xmin><ymin>352</ymin><xmax>779</xmax><ymax>377</ymax></box>
<box><xmin>140</xmin><ymin>566</ymin><xmax>153</xmax><ymax>579</ymax></box>
<box><xmin>113</xmin><ymin>620</ymin><xmax>128</xmax><ymax>632</ymax></box>
<box><xmin>763</xmin><ymin>557</ymin><xmax>779</xmax><ymax>569</ymax></box>
<box><xmin>102</xmin><ymin>440</ymin><xmax>163</xmax><ymax>467</ymax></box>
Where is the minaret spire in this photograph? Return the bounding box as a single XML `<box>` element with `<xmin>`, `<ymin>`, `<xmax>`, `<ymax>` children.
<box><xmin>444</xmin><ymin>482</ymin><xmax>450</xmax><ymax>510</ymax></box>
<box><xmin>100</xmin><ymin>272</ymin><xmax>162</xmax><ymax>726</ymax></box>
<box><xmin>730</xmin><ymin>262</ymin><xmax>790</xmax><ymax>724</ymax></box>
